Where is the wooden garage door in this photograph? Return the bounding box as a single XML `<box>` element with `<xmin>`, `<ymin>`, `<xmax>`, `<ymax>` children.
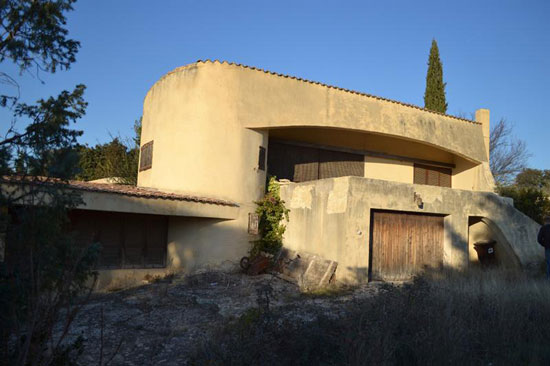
<box><xmin>370</xmin><ymin>211</ymin><xmax>444</xmax><ymax>281</ymax></box>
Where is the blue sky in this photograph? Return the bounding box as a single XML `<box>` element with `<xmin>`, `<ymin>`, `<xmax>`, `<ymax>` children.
<box><xmin>3</xmin><ymin>0</ymin><xmax>549</xmax><ymax>169</ymax></box>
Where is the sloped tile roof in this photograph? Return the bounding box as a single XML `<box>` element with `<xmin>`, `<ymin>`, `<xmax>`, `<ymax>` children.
<box><xmin>2</xmin><ymin>176</ymin><xmax>239</xmax><ymax>207</ymax></box>
<box><xmin>67</xmin><ymin>181</ymin><xmax>239</xmax><ymax>207</ymax></box>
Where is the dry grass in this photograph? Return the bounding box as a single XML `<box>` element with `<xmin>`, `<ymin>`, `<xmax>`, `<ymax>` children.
<box><xmin>300</xmin><ymin>283</ymin><xmax>356</xmax><ymax>298</ymax></box>
<box><xmin>190</xmin><ymin>268</ymin><xmax>550</xmax><ymax>366</ymax></box>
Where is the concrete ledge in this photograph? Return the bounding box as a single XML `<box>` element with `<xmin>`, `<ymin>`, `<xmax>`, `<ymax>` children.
<box><xmin>80</xmin><ymin>190</ymin><xmax>239</xmax><ymax>219</ymax></box>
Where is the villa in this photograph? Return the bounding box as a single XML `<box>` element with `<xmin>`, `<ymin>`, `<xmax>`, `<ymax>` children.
<box><xmin>49</xmin><ymin>60</ymin><xmax>542</xmax><ymax>286</ymax></box>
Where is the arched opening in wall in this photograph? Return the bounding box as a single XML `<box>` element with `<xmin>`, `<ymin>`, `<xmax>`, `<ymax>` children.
<box><xmin>468</xmin><ymin>216</ymin><xmax>521</xmax><ymax>269</ymax></box>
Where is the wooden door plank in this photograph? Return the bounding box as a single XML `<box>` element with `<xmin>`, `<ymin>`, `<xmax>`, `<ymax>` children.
<box><xmin>371</xmin><ymin>211</ymin><xmax>444</xmax><ymax>281</ymax></box>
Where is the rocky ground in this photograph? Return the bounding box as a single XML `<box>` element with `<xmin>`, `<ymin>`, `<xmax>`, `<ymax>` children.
<box><xmin>66</xmin><ymin>271</ymin><xmax>382</xmax><ymax>366</ymax></box>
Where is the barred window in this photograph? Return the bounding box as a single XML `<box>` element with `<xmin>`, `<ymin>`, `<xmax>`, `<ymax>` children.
<box><xmin>139</xmin><ymin>141</ymin><xmax>153</xmax><ymax>171</ymax></box>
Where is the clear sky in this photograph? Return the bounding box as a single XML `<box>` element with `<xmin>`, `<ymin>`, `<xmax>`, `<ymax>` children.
<box><xmin>3</xmin><ymin>0</ymin><xmax>549</xmax><ymax>169</ymax></box>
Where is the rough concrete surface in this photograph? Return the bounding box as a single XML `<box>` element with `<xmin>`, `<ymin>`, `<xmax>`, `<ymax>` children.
<box><xmin>64</xmin><ymin>271</ymin><xmax>381</xmax><ymax>366</ymax></box>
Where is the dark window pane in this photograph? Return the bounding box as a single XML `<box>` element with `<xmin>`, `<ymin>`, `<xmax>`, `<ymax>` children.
<box><xmin>267</xmin><ymin>139</ymin><xmax>364</xmax><ymax>183</ymax></box>
<box><xmin>139</xmin><ymin>141</ymin><xmax>154</xmax><ymax>171</ymax></box>
<box><xmin>292</xmin><ymin>145</ymin><xmax>319</xmax><ymax>182</ymax></box>
<box><xmin>267</xmin><ymin>142</ymin><xmax>319</xmax><ymax>182</ymax></box>
<box><xmin>319</xmin><ymin>149</ymin><xmax>364</xmax><ymax>179</ymax></box>
<box><xmin>70</xmin><ymin>210</ymin><xmax>167</xmax><ymax>269</ymax></box>
<box><xmin>414</xmin><ymin>165</ymin><xmax>427</xmax><ymax>185</ymax></box>
<box><xmin>439</xmin><ymin>168</ymin><xmax>452</xmax><ymax>187</ymax></box>
<box><xmin>258</xmin><ymin>146</ymin><xmax>266</xmax><ymax>171</ymax></box>
<box><xmin>414</xmin><ymin>164</ymin><xmax>452</xmax><ymax>187</ymax></box>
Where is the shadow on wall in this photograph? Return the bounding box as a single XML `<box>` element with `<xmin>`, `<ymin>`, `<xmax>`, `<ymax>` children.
<box><xmin>468</xmin><ymin>216</ymin><xmax>521</xmax><ymax>269</ymax></box>
<box><xmin>92</xmin><ymin>216</ymin><xmax>252</xmax><ymax>291</ymax></box>
<box><xmin>342</xmin><ymin>212</ymin><xmax>527</xmax><ymax>285</ymax></box>
<box><xmin>166</xmin><ymin>216</ymin><xmax>252</xmax><ymax>274</ymax></box>
<box><xmin>476</xmin><ymin>192</ymin><xmax>543</xmax><ymax>271</ymax></box>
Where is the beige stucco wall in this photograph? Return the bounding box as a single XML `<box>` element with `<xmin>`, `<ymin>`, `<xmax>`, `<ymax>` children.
<box><xmin>139</xmin><ymin>63</ymin><xmax>268</xmax><ymax>203</ymax></box>
<box><xmin>139</xmin><ymin>61</ymin><xmax>493</xmax><ymax>206</ymax></box>
<box><xmin>140</xmin><ymin>61</ymin><xmax>489</xmax><ymax>198</ymax></box>
<box><xmin>95</xmin><ymin>268</ymin><xmax>169</xmax><ymax>290</ymax></box>
<box><xmin>280</xmin><ymin>177</ymin><xmax>542</xmax><ymax>283</ymax></box>
<box><xmin>452</xmin><ymin>159</ymin><xmax>495</xmax><ymax>192</ymax></box>
<box><xmin>364</xmin><ymin>156</ymin><xmax>413</xmax><ymax>183</ymax></box>
<box><xmin>476</xmin><ymin>109</ymin><xmax>491</xmax><ymax>160</ymax></box>
<box><xmin>165</xmin><ymin>205</ymin><xmax>254</xmax><ymax>271</ymax></box>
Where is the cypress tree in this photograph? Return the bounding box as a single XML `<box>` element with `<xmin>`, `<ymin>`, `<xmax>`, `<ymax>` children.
<box><xmin>423</xmin><ymin>39</ymin><xmax>448</xmax><ymax>113</ymax></box>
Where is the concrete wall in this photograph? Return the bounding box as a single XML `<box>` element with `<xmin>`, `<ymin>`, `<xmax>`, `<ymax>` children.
<box><xmin>468</xmin><ymin>217</ymin><xmax>521</xmax><ymax>268</ymax></box>
<box><xmin>140</xmin><ymin>61</ymin><xmax>490</xmax><ymax>199</ymax></box>
<box><xmin>166</xmin><ymin>213</ymin><xmax>253</xmax><ymax>271</ymax></box>
<box><xmin>139</xmin><ymin>63</ymin><xmax>268</xmax><ymax>203</ymax></box>
<box><xmin>280</xmin><ymin>177</ymin><xmax>542</xmax><ymax>283</ymax></box>
<box><xmin>138</xmin><ymin>63</ymin><xmax>269</xmax><ymax>272</ymax></box>
<box><xmin>95</xmin><ymin>268</ymin><xmax>168</xmax><ymax>290</ymax></box>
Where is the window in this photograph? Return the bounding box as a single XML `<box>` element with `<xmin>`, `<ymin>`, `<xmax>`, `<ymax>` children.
<box><xmin>267</xmin><ymin>140</ymin><xmax>364</xmax><ymax>182</ymax></box>
<box><xmin>258</xmin><ymin>146</ymin><xmax>266</xmax><ymax>171</ymax></box>
<box><xmin>414</xmin><ymin>164</ymin><xmax>452</xmax><ymax>187</ymax></box>
<box><xmin>70</xmin><ymin>210</ymin><xmax>168</xmax><ymax>269</ymax></box>
<box><xmin>139</xmin><ymin>141</ymin><xmax>153</xmax><ymax>171</ymax></box>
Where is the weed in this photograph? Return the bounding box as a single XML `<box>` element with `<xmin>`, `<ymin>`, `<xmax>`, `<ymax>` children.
<box><xmin>301</xmin><ymin>284</ymin><xmax>355</xmax><ymax>299</ymax></box>
<box><xmin>190</xmin><ymin>268</ymin><xmax>550</xmax><ymax>366</ymax></box>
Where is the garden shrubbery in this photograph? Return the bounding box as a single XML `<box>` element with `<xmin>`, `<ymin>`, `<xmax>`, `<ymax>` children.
<box><xmin>251</xmin><ymin>177</ymin><xmax>290</xmax><ymax>257</ymax></box>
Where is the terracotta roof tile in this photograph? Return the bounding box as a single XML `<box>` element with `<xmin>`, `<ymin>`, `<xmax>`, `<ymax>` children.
<box><xmin>69</xmin><ymin>181</ymin><xmax>239</xmax><ymax>207</ymax></box>
<box><xmin>2</xmin><ymin>176</ymin><xmax>239</xmax><ymax>207</ymax></box>
<box><xmin>162</xmin><ymin>60</ymin><xmax>480</xmax><ymax>126</ymax></box>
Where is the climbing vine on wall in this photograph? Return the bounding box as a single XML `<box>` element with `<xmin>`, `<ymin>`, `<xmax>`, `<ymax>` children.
<box><xmin>251</xmin><ymin>177</ymin><xmax>290</xmax><ymax>257</ymax></box>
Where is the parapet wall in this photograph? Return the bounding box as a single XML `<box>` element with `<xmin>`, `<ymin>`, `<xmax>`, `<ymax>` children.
<box><xmin>139</xmin><ymin>61</ymin><xmax>489</xmax><ymax>206</ymax></box>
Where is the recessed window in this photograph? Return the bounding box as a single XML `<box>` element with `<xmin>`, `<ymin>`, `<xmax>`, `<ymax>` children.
<box><xmin>70</xmin><ymin>210</ymin><xmax>167</xmax><ymax>270</ymax></box>
<box><xmin>414</xmin><ymin>164</ymin><xmax>451</xmax><ymax>187</ymax></box>
<box><xmin>139</xmin><ymin>141</ymin><xmax>153</xmax><ymax>171</ymax></box>
<box><xmin>258</xmin><ymin>146</ymin><xmax>266</xmax><ymax>171</ymax></box>
<box><xmin>267</xmin><ymin>140</ymin><xmax>364</xmax><ymax>182</ymax></box>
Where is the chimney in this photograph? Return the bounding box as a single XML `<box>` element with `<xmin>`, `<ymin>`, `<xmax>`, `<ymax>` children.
<box><xmin>475</xmin><ymin>109</ymin><xmax>490</xmax><ymax>160</ymax></box>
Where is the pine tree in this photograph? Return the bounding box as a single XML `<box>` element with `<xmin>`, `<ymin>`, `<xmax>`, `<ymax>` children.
<box><xmin>1</xmin><ymin>2</ymin><xmax>100</xmax><ymax>364</ymax></box>
<box><xmin>423</xmin><ymin>39</ymin><xmax>448</xmax><ymax>113</ymax></box>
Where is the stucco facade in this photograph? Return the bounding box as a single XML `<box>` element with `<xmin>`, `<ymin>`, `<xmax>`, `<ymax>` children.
<box><xmin>280</xmin><ymin>177</ymin><xmax>539</xmax><ymax>282</ymax></box>
<box><xmin>68</xmin><ymin>60</ymin><xmax>543</xmax><ymax>286</ymax></box>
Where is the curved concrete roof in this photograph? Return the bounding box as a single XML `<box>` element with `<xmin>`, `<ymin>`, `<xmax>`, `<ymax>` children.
<box><xmin>145</xmin><ymin>60</ymin><xmax>488</xmax><ymax>163</ymax></box>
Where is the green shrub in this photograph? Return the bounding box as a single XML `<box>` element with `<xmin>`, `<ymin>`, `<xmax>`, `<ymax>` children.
<box><xmin>498</xmin><ymin>185</ymin><xmax>550</xmax><ymax>224</ymax></box>
<box><xmin>251</xmin><ymin>177</ymin><xmax>290</xmax><ymax>257</ymax></box>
